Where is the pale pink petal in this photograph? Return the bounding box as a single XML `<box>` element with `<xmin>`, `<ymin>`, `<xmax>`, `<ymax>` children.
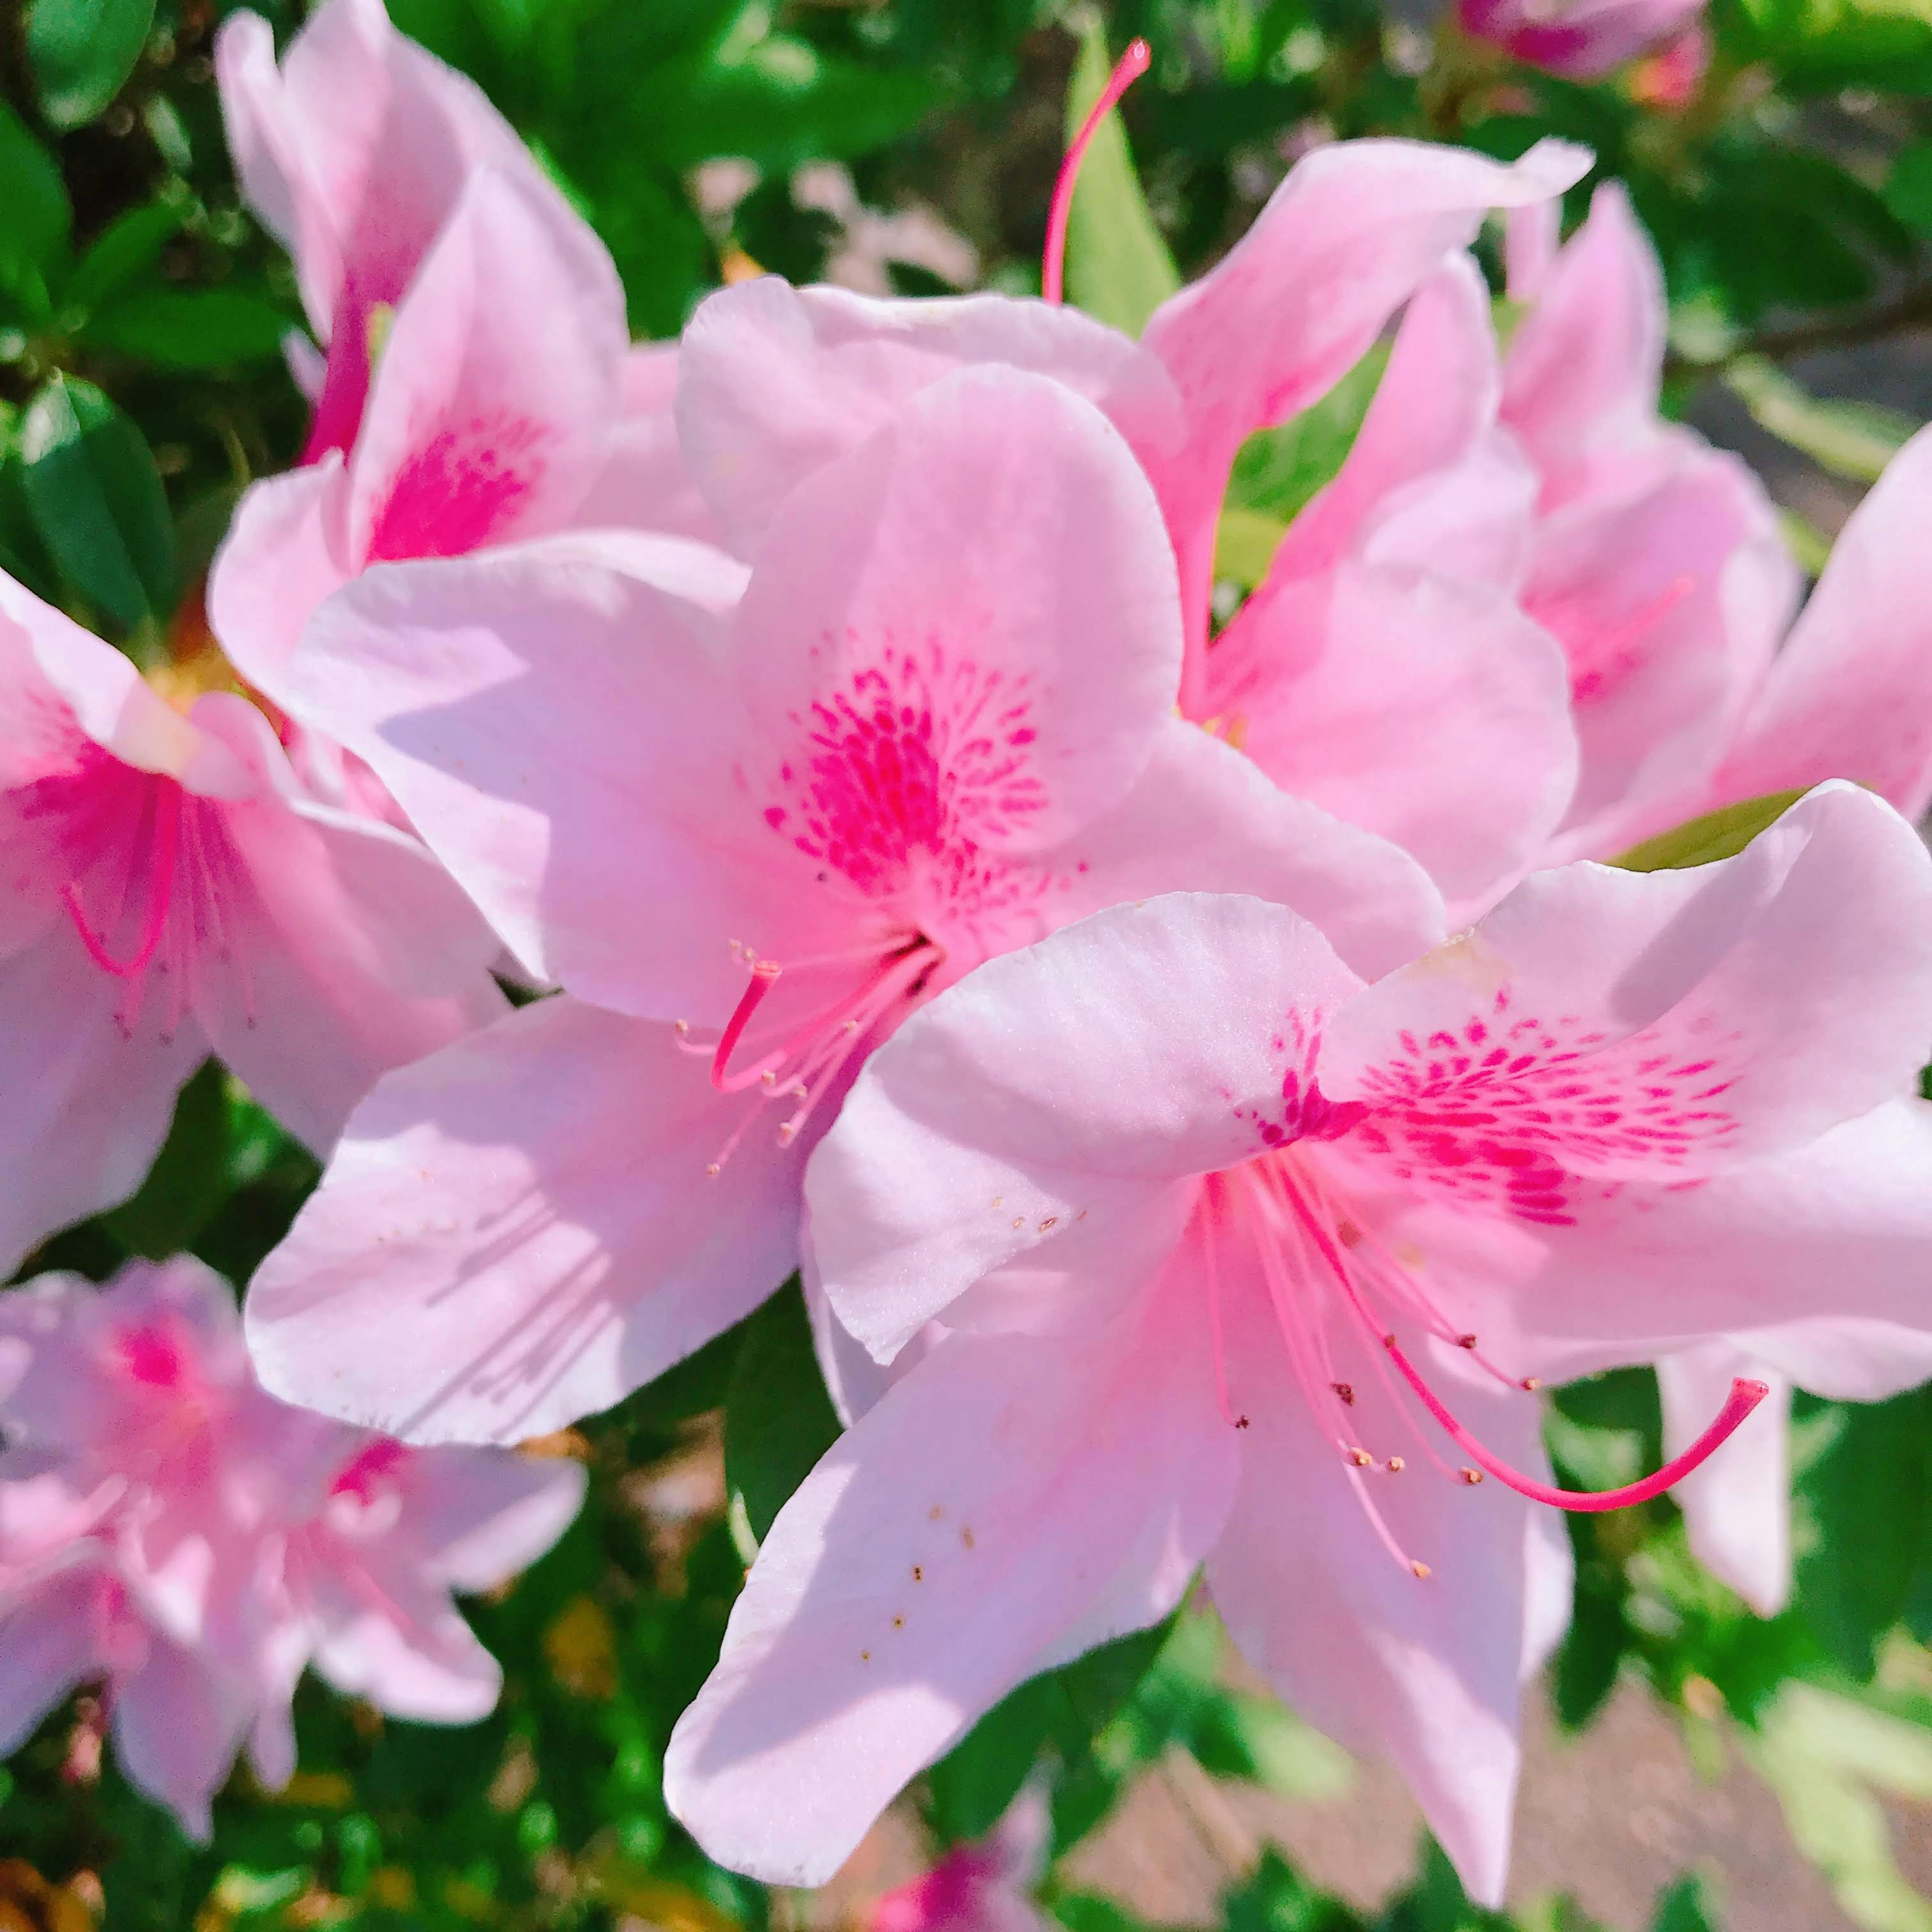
<box><xmin>1658</xmin><ymin>1345</ymin><xmax>1791</xmax><ymax>1617</ymax></box>
<box><xmin>1264</xmin><ymin>256</ymin><xmax>1504</xmax><ymax>585</ymax></box>
<box><xmin>112</xmin><ymin>1630</ymin><xmax>252</xmax><ymax>1841</ymax></box>
<box><xmin>664</xmin><ymin>1290</ymin><xmax>1237</xmax><ymax>1887</ymax></box>
<box><xmin>1530</xmin><ymin>446</ymin><xmax>1797</xmax><ymax>860</ymax></box>
<box><xmin>1377</xmin><ymin>1098</ymin><xmax>1932</xmax><ymax>1385</ymax></box>
<box><xmin>1208</xmin><ymin>1283</ymin><xmax>1550</xmax><ymax>1909</ymax></box>
<box><xmin>731</xmin><ymin>366</ymin><xmax>1184</xmax><ymax>858</ymax></box>
<box><xmin>246</xmin><ymin>996</ymin><xmax>802</xmax><ymax>1443</ymax></box>
<box><xmin>345</xmin><ymin>168</ymin><xmax>627</xmax><ymax>569</ymax></box>
<box><xmin>206</xmin><ymin>460</ymin><xmax>349</xmax><ymax>713</ymax></box>
<box><xmin>382</xmin><ymin>1445</ymin><xmax>587</xmax><ymax>1591</ymax></box>
<box><xmin>1215</xmin><ymin>564</ymin><xmax>1577</xmax><ymax>909</ymax></box>
<box><xmin>307</xmin><ymin>1566</ymin><xmax>502</xmax><ymax>1722</ymax></box>
<box><xmin>1461</xmin><ymin>0</ymin><xmax>1707</xmax><ymax>80</ymax></box>
<box><xmin>572</xmin><ymin>344</ymin><xmax>726</xmax><ymax>544</ymax></box>
<box><xmin>810</xmin><ymin>893</ymin><xmax>1362</xmax><ymax>1362</ymax></box>
<box><xmin>0</xmin><ymin>925</ymin><xmax>202</xmax><ymax>1274</ymax></box>
<box><xmin>0</xmin><ymin>1555</ymin><xmax>122</xmax><ymax>1754</ymax></box>
<box><xmin>1324</xmin><ymin>784</ymin><xmax>1932</xmax><ymax>1188</ymax></box>
<box><xmin>1132</xmin><ymin>138</ymin><xmax>1589</xmax><ymax>682</ymax></box>
<box><xmin>1714</xmin><ymin>425</ymin><xmax>1932</xmax><ymax>822</ymax></box>
<box><xmin>280</xmin><ymin>534</ymin><xmax>755</xmax><ymax>1014</ymax></box>
<box><xmin>1351</xmin><ymin>431</ymin><xmax>1540</xmax><ymax>589</ymax></box>
<box><xmin>1048</xmin><ymin>718</ymin><xmax>1445</xmax><ymax>980</ymax></box>
<box><xmin>675</xmin><ymin>277</ymin><xmax>1172</xmax><ymax>556</ymax></box>
<box><xmin>1500</xmin><ymin>184</ymin><xmax>1665</xmax><ymax>504</ymax></box>
<box><xmin>185</xmin><ymin>700</ymin><xmax>505</xmax><ymax>1152</ymax></box>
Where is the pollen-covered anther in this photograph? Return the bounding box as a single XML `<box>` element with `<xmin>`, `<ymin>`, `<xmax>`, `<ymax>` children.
<box><xmin>705</xmin><ymin>1162</ymin><xmax>721</xmax><ymax>1177</ymax></box>
<box><xmin>1521</xmin><ymin>1376</ymin><xmax>1542</xmax><ymax>1392</ymax></box>
<box><xmin>1348</xmin><ymin>1447</ymin><xmax>1374</xmax><ymax>1467</ymax></box>
<box><xmin>1459</xmin><ymin>1467</ymin><xmax>1484</xmax><ymax>1486</ymax></box>
<box><xmin>1410</xmin><ymin>1561</ymin><xmax>1432</xmax><ymax>1580</ymax></box>
<box><xmin>674</xmin><ymin>1019</ymin><xmax>690</xmax><ymax>1037</ymax></box>
<box><xmin>1457</xmin><ymin>1333</ymin><xmax>1479</xmax><ymax>1350</ymax></box>
<box><xmin>1332</xmin><ymin>1381</ymin><xmax>1355</xmax><ymax>1405</ymax></box>
<box><xmin>1386</xmin><ymin>1456</ymin><xmax>1406</xmax><ymax>1473</ymax></box>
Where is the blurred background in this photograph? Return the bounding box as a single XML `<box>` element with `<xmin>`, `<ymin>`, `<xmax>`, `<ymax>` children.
<box><xmin>5</xmin><ymin>2</ymin><xmax>1932</xmax><ymax>1928</ymax></box>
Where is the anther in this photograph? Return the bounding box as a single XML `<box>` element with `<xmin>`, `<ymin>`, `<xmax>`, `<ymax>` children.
<box><xmin>1348</xmin><ymin>1447</ymin><xmax>1373</xmax><ymax>1468</ymax></box>
<box><xmin>1411</xmin><ymin>1561</ymin><xmax>1432</xmax><ymax>1580</ymax></box>
<box><xmin>1521</xmin><ymin>1377</ymin><xmax>1542</xmax><ymax>1392</ymax></box>
<box><xmin>1460</xmin><ymin>1467</ymin><xmax>1484</xmax><ymax>1485</ymax></box>
<box><xmin>1332</xmin><ymin>1381</ymin><xmax>1355</xmax><ymax>1405</ymax></box>
<box><xmin>675</xmin><ymin>1019</ymin><xmax>690</xmax><ymax>1037</ymax></box>
<box><xmin>1457</xmin><ymin>1334</ymin><xmax>1478</xmax><ymax>1349</ymax></box>
<box><xmin>705</xmin><ymin>1162</ymin><xmax>721</xmax><ymax>1177</ymax></box>
<box><xmin>1387</xmin><ymin>1456</ymin><xmax>1405</xmax><ymax>1473</ymax></box>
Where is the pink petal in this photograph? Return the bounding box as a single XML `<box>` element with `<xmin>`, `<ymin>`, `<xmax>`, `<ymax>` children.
<box><xmin>1048</xmin><ymin>718</ymin><xmax>1445</xmax><ymax>980</ymax></box>
<box><xmin>280</xmin><ymin>533</ymin><xmax>754</xmax><ymax>1014</ymax></box>
<box><xmin>206</xmin><ymin>460</ymin><xmax>350</xmax><ymax>715</ymax></box>
<box><xmin>306</xmin><ymin>1564</ymin><xmax>502</xmax><ymax>1722</ymax></box>
<box><xmin>1216</xmin><ymin>563</ymin><xmax>1577</xmax><ymax>910</ymax></box>
<box><xmin>731</xmin><ymin>365</ymin><xmax>1184</xmax><ymax>858</ymax></box>
<box><xmin>676</xmin><ymin>277</ymin><xmax>1172</xmax><ymax>555</ymax></box>
<box><xmin>810</xmin><ymin>893</ymin><xmax>1362</xmax><ymax>1363</ymax></box>
<box><xmin>1208</xmin><ymin>1299</ymin><xmax>1553</xmax><ymax>1908</ymax></box>
<box><xmin>664</xmin><ymin>1292</ymin><xmax>1237</xmax><ymax>1886</ymax></box>
<box><xmin>1714</xmin><ymin>425</ymin><xmax>1932</xmax><ymax>822</ymax></box>
<box><xmin>573</xmin><ymin>344</ymin><xmax>726</xmax><ymax>544</ymax></box>
<box><xmin>1500</xmin><ymin>184</ymin><xmax>1665</xmax><ymax>506</ymax></box>
<box><xmin>1658</xmin><ymin>1346</ymin><xmax>1791</xmax><ymax>1616</ymax></box>
<box><xmin>1324</xmin><ymin>783</ymin><xmax>1932</xmax><ymax>1189</ymax></box>
<box><xmin>113</xmin><ymin>1630</ymin><xmax>252</xmax><ymax>1841</ymax></box>
<box><xmin>1263</xmin><ymin>256</ymin><xmax>1505</xmax><ymax>585</ymax></box>
<box><xmin>188</xmin><ymin>708</ymin><xmax>507</xmax><ymax>1153</ymax></box>
<box><xmin>0</xmin><ymin>924</ymin><xmax>202</xmax><ymax>1275</ymax></box>
<box><xmin>1132</xmin><ymin>138</ymin><xmax>1589</xmax><ymax>680</ymax></box>
<box><xmin>383</xmin><ymin>1444</ymin><xmax>587</xmax><ymax>1591</ymax></box>
<box><xmin>1529</xmin><ymin>446</ymin><xmax>1797</xmax><ymax>860</ymax></box>
<box><xmin>246</xmin><ymin>996</ymin><xmax>803</xmax><ymax>1443</ymax></box>
<box><xmin>346</xmin><ymin>168</ymin><xmax>627</xmax><ymax>568</ymax></box>
<box><xmin>0</xmin><ymin>1555</ymin><xmax>122</xmax><ymax>1755</ymax></box>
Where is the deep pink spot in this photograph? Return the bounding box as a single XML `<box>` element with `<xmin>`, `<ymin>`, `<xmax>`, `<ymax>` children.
<box><xmin>364</xmin><ymin>415</ymin><xmax>546</xmax><ymax>562</ymax></box>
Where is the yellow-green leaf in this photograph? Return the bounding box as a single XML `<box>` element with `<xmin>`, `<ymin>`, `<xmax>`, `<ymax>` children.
<box><xmin>1610</xmin><ymin>791</ymin><xmax>1807</xmax><ymax>873</ymax></box>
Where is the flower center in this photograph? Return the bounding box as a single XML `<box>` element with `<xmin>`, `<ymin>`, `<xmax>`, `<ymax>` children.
<box><xmin>1201</xmin><ymin>1147</ymin><xmax>1765</xmax><ymax>1579</ymax></box>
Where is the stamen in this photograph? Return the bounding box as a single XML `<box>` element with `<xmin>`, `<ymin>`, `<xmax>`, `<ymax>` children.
<box><xmin>1201</xmin><ymin>1176</ymin><xmax>1237</xmax><ymax>1429</ymax></box>
<box><xmin>1042</xmin><ymin>39</ymin><xmax>1153</xmax><ymax>305</ymax></box>
<box><xmin>64</xmin><ymin>781</ymin><xmax>182</xmax><ymax>979</ymax></box>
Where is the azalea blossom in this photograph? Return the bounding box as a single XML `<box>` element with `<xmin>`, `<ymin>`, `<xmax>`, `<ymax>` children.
<box><xmin>0</xmin><ymin>1256</ymin><xmax>583</xmax><ymax>1836</ymax></box>
<box><xmin>665</xmin><ymin>783</ymin><xmax>1932</xmax><ymax>1901</ymax></box>
<box><xmin>1457</xmin><ymin>0</ymin><xmax>1709</xmax><ymax>81</ymax></box>
<box><xmin>0</xmin><ymin>575</ymin><xmax>502</xmax><ymax>1275</ymax></box>
<box><xmin>241</xmin><ymin>362</ymin><xmax>1442</xmax><ymax>1445</ymax></box>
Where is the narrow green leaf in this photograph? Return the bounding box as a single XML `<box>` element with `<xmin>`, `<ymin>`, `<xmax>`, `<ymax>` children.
<box><xmin>26</xmin><ymin>0</ymin><xmax>156</xmax><ymax>130</ymax></box>
<box><xmin>19</xmin><ymin>373</ymin><xmax>176</xmax><ymax>629</ymax></box>
<box><xmin>84</xmin><ymin>287</ymin><xmax>293</xmax><ymax>369</ymax></box>
<box><xmin>65</xmin><ymin>200</ymin><xmax>184</xmax><ymax>312</ymax></box>
<box><xmin>1724</xmin><ymin>358</ymin><xmax>1916</xmax><ymax>487</ymax></box>
<box><xmin>722</xmin><ymin>1278</ymin><xmax>841</xmax><ymax>1542</ymax></box>
<box><xmin>1062</xmin><ymin>12</ymin><xmax>1180</xmax><ymax>338</ymax></box>
<box><xmin>1651</xmin><ymin>1872</ymin><xmax>1723</xmax><ymax>1932</ymax></box>
<box><xmin>1609</xmin><ymin>791</ymin><xmax>1807</xmax><ymax>873</ymax></box>
<box><xmin>0</xmin><ymin>101</ymin><xmax>71</xmax><ymax>302</ymax></box>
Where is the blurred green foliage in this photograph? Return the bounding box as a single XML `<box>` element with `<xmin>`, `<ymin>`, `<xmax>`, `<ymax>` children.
<box><xmin>6</xmin><ymin>0</ymin><xmax>1932</xmax><ymax>1927</ymax></box>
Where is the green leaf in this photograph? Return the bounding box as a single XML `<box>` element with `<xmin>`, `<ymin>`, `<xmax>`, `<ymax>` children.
<box><xmin>65</xmin><ymin>200</ymin><xmax>184</xmax><ymax>313</ymax></box>
<box><xmin>19</xmin><ymin>374</ymin><xmax>175</xmax><ymax>629</ymax></box>
<box><xmin>1610</xmin><ymin>791</ymin><xmax>1807</xmax><ymax>873</ymax></box>
<box><xmin>1651</xmin><ymin>1873</ymin><xmax>1723</xmax><ymax>1932</ymax></box>
<box><xmin>1219</xmin><ymin>1847</ymin><xmax>1362</xmax><ymax>1932</ymax></box>
<box><xmin>101</xmin><ymin>1061</ymin><xmax>233</xmax><ymax>1260</ymax></box>
<box><xmin>0</xmin><ymin>101</ymin><xmax>71</xmax><ymax>313</ymax></box>
<box><xmin>1056</xmin><ymin>1896</ymin><xmax>1160</xmax><ymax>1932</ymax></box>
<box><xmin>1226</xmin><ymin>344</ymin><xmax>1387</xmax><ymax>522</ymax></box>
<box><xmin>1061</xmin><ymin>13</ymin><xmax>1180</xmax><ymax>338</ymax></box>
<box><xmin>84</xmin><ymin>287</ymin><xmax>293</xmax><ymax>369</ymax></box>
<box><xmin>1886</xmin><ymin>143</ymin><xmax>1932</xmax><ymax>239</ymax></box>
<box><xmin>722</xmin><ymin>1278</ymin><xmax>841</xmax><ymax>1542</ymax></box>
<box><xmin>26</xmin><ymin>0</ymin><xmax>156</xmax><ymax>130</ymax></box>
<box><xmin>1723</xmin><ymin>358</ymin><xmax>1916</xmax><ymax>485</ymax></box>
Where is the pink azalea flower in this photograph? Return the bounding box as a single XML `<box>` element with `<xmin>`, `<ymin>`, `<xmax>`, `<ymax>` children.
<box><xmin>211</xmin><ymin>0</ymin><xmax>718</xmax><ymax>784</ymax></box>
<box><xmin>1457</xmin><ymin>0</ymin><xmax>1709</xmax><ymax>81</ymax></box>
<box><xmin>240</xmin><ymin>363</ymin><xmax>1445</xmax><ymax>1445</ymax></box>
<box><xmin>665</xmin><ymin>783</ymin><xmax>1932</xmax><ymax>1900</ymax></box>
<box><xmin>868</xmin><ymin>1785</ymin><xmax>1050</xmax><ymax>1932</ymax></box>
<box><xmin>0</xmin><ymin>1256</ymin><xmax>583</xmax><ymax>1838</ymax></box>
<box><xmin>0</xmin><ymin>576</ymin><xmax>503</xmax><ymax>1273</ymax></box>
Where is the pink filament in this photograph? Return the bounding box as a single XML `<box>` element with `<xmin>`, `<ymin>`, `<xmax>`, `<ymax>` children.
<box><xmin>1042</xmin><ymin>39</ymin><xmax>1153</xmax><ymax>305</ymax></box>
<box><xmin>63</xmin><ymin>780</ymin><xmax>183</xmax><ymax>978</ymax></box>
<box><xmin>1382</xmin><ymin>1337</ymin><xmax>1768</xmax><ymax>1514</ymax></box>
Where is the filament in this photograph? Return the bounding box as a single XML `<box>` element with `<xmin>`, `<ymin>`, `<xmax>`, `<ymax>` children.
<box><xmin>63</xmin><ymin>780</ymin><xmax>182</xmax><ymax>979</ymax></box>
